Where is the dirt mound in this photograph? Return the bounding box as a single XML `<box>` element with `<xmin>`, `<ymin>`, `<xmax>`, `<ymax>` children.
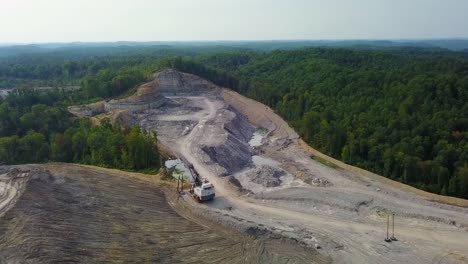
<box><xmin>246</xmin><ymin>165</ymin><xmax>285</xmax><ymax>187</ymax></box>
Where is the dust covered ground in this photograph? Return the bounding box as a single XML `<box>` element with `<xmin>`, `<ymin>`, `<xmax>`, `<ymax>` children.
<box><xmin>0</xmin><ymin>164</ymin><xmax>326</xmax><ymax>263</ymax></box>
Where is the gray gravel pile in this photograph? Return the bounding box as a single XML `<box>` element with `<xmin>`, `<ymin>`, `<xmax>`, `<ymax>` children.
<box><xmin>246</xmin><ymin>165</ymin><xmax>285</xmax><ymax>187</ymax></box>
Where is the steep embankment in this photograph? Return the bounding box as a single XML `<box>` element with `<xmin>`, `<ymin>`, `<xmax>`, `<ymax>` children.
<box><xmin>222</xmin><ymin>89</ymin><xmax>298</xmax><ymax>144</ymax></box>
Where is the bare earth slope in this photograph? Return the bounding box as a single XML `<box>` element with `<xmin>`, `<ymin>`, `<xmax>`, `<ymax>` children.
<box><xmin>0</xmin><ymin>164</ymin><xmax>325</xmax><ymax>264</ymax></box>
<box><xmin>62</xmin><ymin>69</ymin><xmax>468</xmax><ymax>263</ymax></box>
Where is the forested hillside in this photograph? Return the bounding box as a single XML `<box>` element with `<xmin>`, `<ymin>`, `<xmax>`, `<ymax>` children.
<box><xmin>169</xmin><ymin>48</ymin><xmax>468</xmax><ymax>198</ymax></box>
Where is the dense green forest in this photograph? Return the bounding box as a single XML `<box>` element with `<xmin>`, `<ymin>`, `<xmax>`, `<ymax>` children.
<box><xmin>0</xmin><ymin>86</ymin><xmax>160</xmax><ymax>171</ymax></box>
<box><xmin>1</xmin><ymin>44</ymin><xmax>467</xmax><ymax>197</ymax></box>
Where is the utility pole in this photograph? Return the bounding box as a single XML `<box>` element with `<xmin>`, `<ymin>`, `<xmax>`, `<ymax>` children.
<box><xmin>176</xmin><ymin>177</ymin><xmax>180</xmax><ymax>192</ymax></box>
<box><xmin>176</xmin><ymin>177</ymin><xmax>180</xmax><ymax>200</ymax></box>
<box><xmin>391</xmin><ymin>213</ymin><xmax>397</xmax><ymax>241</ymax></box>
<box><xmin>384</xmin><ymin>213</ymin><xmax>392</xmax><ymax>242</ymax></box>
<box><xmin>180</xmin><ymin>176</ymin><xmax>184</xmax><ymax>192</ymax></box>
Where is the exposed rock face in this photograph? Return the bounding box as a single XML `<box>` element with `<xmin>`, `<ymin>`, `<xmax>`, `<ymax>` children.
<box><xmin>224</xmin><ymin>106</ymin><xmax>256</xmax><ymax>142</ymax></box>
<box><xmin>200</xmin><ymin>105</ymin><xmax>255</xmax><ymax>176</ymax></box>
<box><xmin>154</xmin><ymin>70</ymin><xmax>217</xmax><ymax>94</ymax></box>
<box><xmin>104</xmin><ymin>70</ymin><xmax>216</xmax><ymax>112</ymax></box>
<box><xmin>202</xmin><ymin>133</ymin><xmax>252</xmax><ymax>176</ymax></box>
<box><xmin>104</xmin><ymin>98</ymin><xmax>166</xmax><ymax>112</ymax></box>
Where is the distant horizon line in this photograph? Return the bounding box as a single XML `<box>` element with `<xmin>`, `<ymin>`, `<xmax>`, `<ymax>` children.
<box><xmin>1</xmin><ymin>38</ymin><xmax>468</xmax><ymax>45</ymax></box>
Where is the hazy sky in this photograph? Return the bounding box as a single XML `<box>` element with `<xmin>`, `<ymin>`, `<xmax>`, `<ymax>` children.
<box><xmin>0</xmin><ymin>0</ymin><xmax>467</xmax><ymax>43</ymax></box>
